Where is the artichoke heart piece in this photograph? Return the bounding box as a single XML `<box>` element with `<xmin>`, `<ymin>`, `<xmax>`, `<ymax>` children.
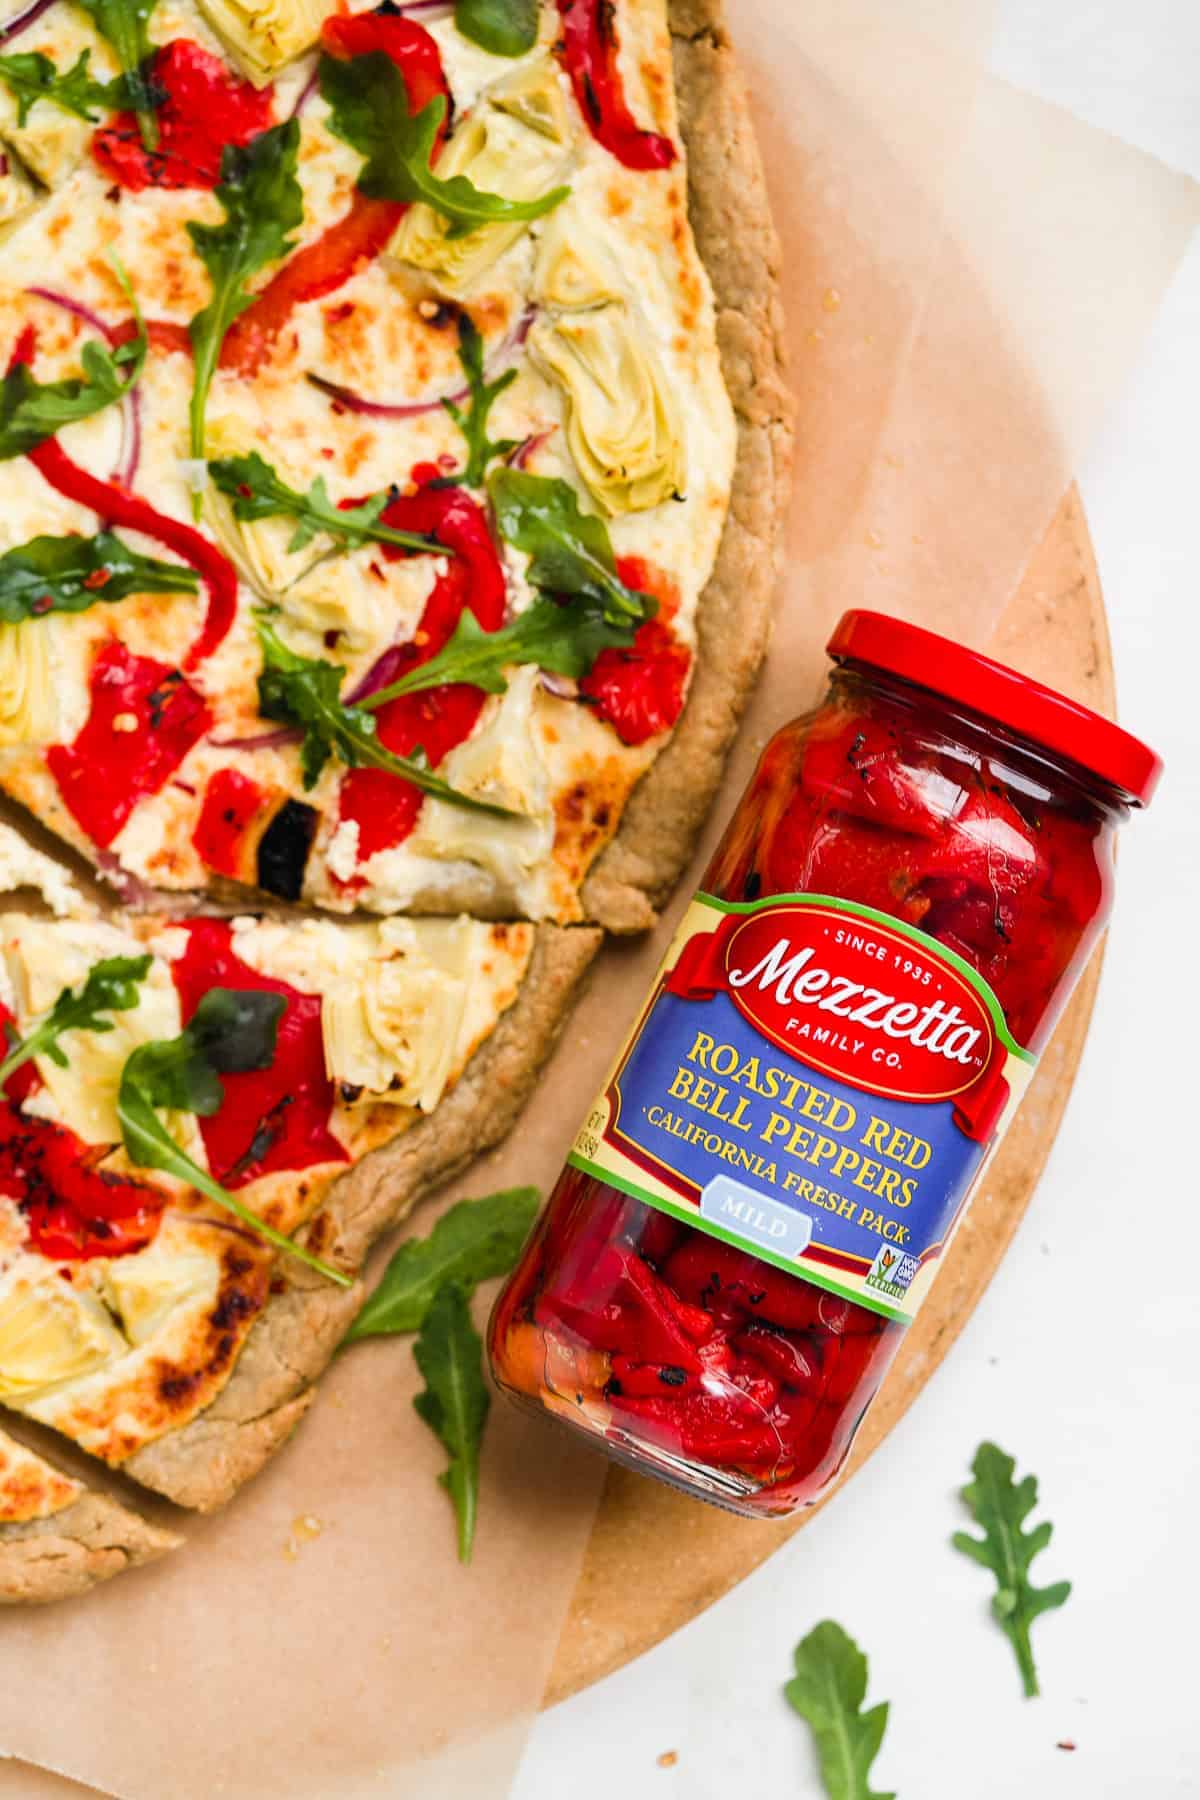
<box><xmin>0</xmin><ymin>144</ymin><xmax>41</xmax><ymax>240</ymax></box>
<box><xmin>0</xmin><ymin>1275</ymin><xmax>126</xmax><ymax>1403</ymax></box>
<box><xmin>0</xmin><ymin>95</ymin><xmax>90</xmax><ymax>191</ymax></box>
<box><xmin>102</xmin><ymin>1243</ymin><xmax>221</xmax><ymax>1347</ymax></box>
<box><xmin>203</xmin><ymin>424</ymin><xmax>397</xmax><ymax>654</ymax></box>
<box><xmin>322</xmin><ymin>919</ymin><xmax>473</xmax><ymax>1112</ymax></box>
<box><xmin>2</xmin><ymin>921</ymin><xmax>188</xmax><ymax>1147</ymax></box>
<box><xmin>0</xmin><ymin>617</ymin><xmax>61</xmax><ymax>747</ymax></box>
<box><xmin>529</xmin><ymin>304</ymin><xmax>686</xmax><ymax>514</ymax></box>
<box><xmin>194</xmin><ymin>0</ymin><xmax>336</xmax><ymax>84</ymax></box>
<box><xmin>407</xmin><ymin>666</ymin><xmax>554</xmax><ymax>887</ymax></box>
<box><xmin>532</xmin><ymin>212</ymin><xmax>625</xmax><ymax>313</ymax></box>
<box><xmin>389</xmin><ymin>55</ymin><xmax>573</xmax><ymax>296</ymax></box>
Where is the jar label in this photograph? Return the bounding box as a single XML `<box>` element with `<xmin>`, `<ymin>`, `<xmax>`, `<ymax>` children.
<box><xmin>568</xmin><ymin>892</ymin><xmax>1036</xmax><ymax>1325</ymax></box>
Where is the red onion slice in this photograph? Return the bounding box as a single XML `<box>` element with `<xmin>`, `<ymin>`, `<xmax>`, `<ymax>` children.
<box><xmin>308</xmin><ymin>304</ymin><xmax>538</xmax><ymax>419</ymax></box>
<box><xmin>507</xmin><ymin>425</ymin><xmax>557</xmax><ymax>469</ymax></box>
<box><xmin>343</xmin><ymin>645</ymin><xmax>411</xmax><ymax>706</ymax></box>
<box><xmin>27</xmin><ymin>285</ymin><xmax>143</xmax><ymax>489</ymax></box>
<box><xmin>0</xmin><ymin>0</ymin><xmax>55</xmax><ymax>44</ymax></box>
<box><xmin>94</xmin><ymin>849</ymin><xmax>156</xmax><ymax>907</ymax></box>
<box><xmin>288</xmin><ymin>66</ymin><xmax>319</xmax><ymax>118</ymax></box>
<box><xmin>208</xmin><ymin>727</ymin><xmax>303</xmax><ymax>752</ymax></box>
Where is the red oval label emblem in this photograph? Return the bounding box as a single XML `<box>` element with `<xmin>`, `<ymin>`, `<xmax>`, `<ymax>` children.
<box><xmin>722</xmin><ymin>904</ymin><xmax>995</xmax><ymax>1102</ymax></box>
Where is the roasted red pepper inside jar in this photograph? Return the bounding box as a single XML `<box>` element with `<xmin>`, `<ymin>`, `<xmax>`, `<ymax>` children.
<box><xmin>488</xmin><ymin>610</ymin><xmax>1160</xmax><ymax>1517</ymax></box>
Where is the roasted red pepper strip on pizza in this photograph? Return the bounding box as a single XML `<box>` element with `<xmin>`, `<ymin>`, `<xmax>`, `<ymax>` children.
<box><xmin>0</xmin><ymin>0</ymin><xmax>728</xmax><ymax>927</ymax></box>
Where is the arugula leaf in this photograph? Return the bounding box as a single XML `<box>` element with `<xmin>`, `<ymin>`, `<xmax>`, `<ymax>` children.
<box><xmin>443</xmin><ymin>314</ymin><xmax>518</xmax><ymax>487</ymax></box>
<box><xmin>207</xmin><ymin>450</ymin><xmax>444</xmax><ymax>558</ymax></box>
<box><xmin>74</xmin><ymin>0</ymin><xmax>159</xmax><ymax>149</ymax></box>
<box><xmin>454</xmin><ymin>0</ymin><xmax>538</xmax><ymax>58</ymax></box>
<box><xmin>952</xmin><ymin>1441</ymin><xmax>1071</xmax><ymax>1698</ymax></box>
<box><xmin>343</xmin><ymin>1187</ymin><xmax>539</xmax><ymax>1343</ymax></box>
<box><xmin>412</xmin><ymin>1282</ymin><xmax>490</xmax><ymax>1563</ymax></box>
<box><xmin>0</xmin><ymin>954</ymin><xmax>151</xmax><ymax>1090</ymax></box>
<box><xmin>784</xmin><ymin>1621</ymin><xmax>894</xmax><ymax>1800</ymax></box>
<box><xmin>0</xmin><ymin>324</ymin><xmax>146</xmax><ymax>463</ymax></box>
<box><xmin>362</xmin><ymin>596</ymin><xmax>638</xmax><ymax>709</ymax></box>
<box><xmin>0</xmin><ymin>530</ymin><xmax>198</xmax><ymax>622</ymax></box>
<box><xmin>0</xmin><ymin>49</ymin><xmax>127</xmax><ymax>127</ymax></box>
<box><xmin>117</xmin><ymin>987</ymin><xmax>351</xmax><ymax>1287</ymax></box>
<box><xmin>487</xmin><ymin>468</ymin><xmax>658</xmax><ymax>624</ymax></box>
<box><xmin>320</xmin><ymin>49</ymin><xmax>568</xmax><ymax>234</ymax></box>
<box><xmin>186</xmin><ymin>122</ymin><xmax>303</xmax><ymax>474</ymax></box>
<box><xmin>255</xmin><ymin>611</ymin><xmax>517</xmax><ymax>816</ymax></box>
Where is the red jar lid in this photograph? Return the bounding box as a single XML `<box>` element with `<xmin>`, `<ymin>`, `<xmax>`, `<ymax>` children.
<box><xmin>827</xmin><ymin>609</ymin><xmax>1162</xmax><ymax>806</ymax></box>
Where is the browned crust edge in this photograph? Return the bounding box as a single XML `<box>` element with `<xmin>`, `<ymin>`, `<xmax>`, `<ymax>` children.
<box><xmin>119</xmin><ymin>923</ymin><xmax>602</xmax><ymax>1511</ymax></box>
<box><xmin>581</xmin><ymin>0</ymin><xmax>794</xmax><ymax>932</ymax></box>
<box><xmin>0</xmin><ymin>1492</ymin><xmax>180</xmax><ymax>1606</ymax></box>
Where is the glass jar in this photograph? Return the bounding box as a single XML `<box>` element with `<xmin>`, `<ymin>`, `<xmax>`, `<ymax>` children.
<box><xmin>489</xmin><ymin>610</ymin><xmax>1162</xmax><ymax>1517</ymax></box>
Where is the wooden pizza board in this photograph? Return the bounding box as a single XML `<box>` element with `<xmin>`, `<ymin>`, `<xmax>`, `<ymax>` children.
<box><xmin>544</xmin><ymin>483</ymin><xmax>1114</xmax><ymax>1704</ymax></box>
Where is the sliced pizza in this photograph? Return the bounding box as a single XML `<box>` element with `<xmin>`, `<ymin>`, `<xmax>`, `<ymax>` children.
<box><xmin>0</xmin><ymin>904</ymin><xmax>597</xmax><ymax>1498</ymax></box>
<box><xmin>0</xmin><ymin>0</ymin><xmax>776</xmax><ymax>930</ymax></box>
<box><xmin>0</xmin><ymin>1425</ymin><xmax>180</xmax><ymax>1603</ymax></box>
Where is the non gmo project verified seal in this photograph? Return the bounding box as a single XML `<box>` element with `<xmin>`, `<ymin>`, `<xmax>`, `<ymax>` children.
<box><xmin>864</xmin><ymin>1245</ymin><xmax>919</xmax><ymax>1301</ymax></box>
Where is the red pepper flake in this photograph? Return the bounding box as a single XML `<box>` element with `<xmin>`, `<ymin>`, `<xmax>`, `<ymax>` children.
<box><xmin>92</xmin><ymin>40</ymin><xmax>274</xmax><ymax>193</ymax></box>
<box><xmin>1056</xmin><ymin>1742</ymin><xmax>1077</xmax><ymax>1753</ymax></box>
<box><xmin>82</xmin><ymin>568</ymin><xmax>111</xmax><ymax>589</ymax></box>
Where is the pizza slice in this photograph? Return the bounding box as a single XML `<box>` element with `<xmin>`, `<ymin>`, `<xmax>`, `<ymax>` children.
<box><xmin>0</xmin><ymin>1425</ymin><xmax>180</xmax><ymax>1603</ymax></box>
<box><xmin>0</xmin><ymin>903</ymin><xmax>598</xmax><ymax>1503</ymax></box>
<box><xmin>0</xmin><ymin>0</ymin><xmax>786</xmax><ymax>933</ymax></box>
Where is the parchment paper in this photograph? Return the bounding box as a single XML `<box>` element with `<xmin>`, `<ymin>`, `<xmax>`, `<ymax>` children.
<box><xmin>1</xmin><ymin>3</ymin><xmax>1197</xmax><ymax>1796</ymax></box>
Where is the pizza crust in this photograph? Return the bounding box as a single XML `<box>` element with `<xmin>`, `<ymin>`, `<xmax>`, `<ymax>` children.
<box><xmin>582</xmin><ymin>0</ymin><xmax>794</xmax><ymax>932</ymax></box>
<box><xmin>0</xmin><ymin>1426</ymin><xmax>180</xmax><ymax>1604</ymax></box>
<box><xmin>122</xmin><ymin>923</ymin><xmax>601</xmax><ymax>1509</ymax></box>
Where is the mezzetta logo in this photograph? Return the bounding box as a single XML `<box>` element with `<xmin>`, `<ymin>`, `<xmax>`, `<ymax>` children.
<box><xmin>727</xmin><ymin>937</ymin><xmax>984</xmax><ymax>1069</ymax></box>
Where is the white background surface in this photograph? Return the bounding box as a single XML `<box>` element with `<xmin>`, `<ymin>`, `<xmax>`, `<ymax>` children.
<box><xmin>513</xmin><ymin>4</ymin><xmax>1200</xmax><ymax>1796</ymax></box>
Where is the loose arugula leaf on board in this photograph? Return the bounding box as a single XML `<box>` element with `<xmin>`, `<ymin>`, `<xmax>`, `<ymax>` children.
<box><xmin>0</xmin><ymin>530</ymin><xmax>198</xmax><ymax>622</ymax></box>
<box><xmin>187</xmin><ymin>122</ymin><xmax>303</xmax><ymax>473</ymax></box>
<box><xmin>343</xmin><ymin>1187</ymin><xmax>539</xmax><ymax>1343</ymax></box>
<box><xmin>412</xmin><ymin>1282</ymin><xmax>490</xmax><ymax>1563</ymax></box>
<box><xmin>0</xmin><ymin>326</ymin><xmax>147</xmax><ymax>463</ymax></box>
<box><xmin>74</xmin><ymin>0</ymin><xmax>159</xmax><ymax>148</ymax></box>
<box><xmin>361</xmin><ymin>596</ymin><xmax>637</xmax><ymax>709</ymax></box>
<box><xmin>117</xmin><ymin>987</ymin><xmax>351</xmax><ymax>1286</ymax></box>
<box><xmin>0</xmin><ymin>49</ymin><xmax>128</xmax><ymax>126</ymax></box>
<box><xmin>487</xmin><ymin>468</ymin><xmax>658</xmax><ymax>624</ymax></box>
<box><xmin>207</xmin><ymin>451</ymin><xmax>443</xmax><ymax>557</ymax></box>
<box><xmin>443</xmin><ymin>315</ymin><xmax>519</xmax><ymax>488</ymax></box>
<box><xmin>952</xmin><ymin>1441</ymin><xmax>1071</xmax><ymax>1699</ymax></box>
<box><xmin>254</xmin><ymin>611</ymin><xmax>518</xmax><ymax>816</ymax></box>
<box><xmin>0</xmin><ymin>954</ymin><xmax>151</xmax><ymax>1088</ymax></box>
<box><xmin>784</xmin><ymin>1621</ymin><xmax>894</xmax><ymax>1800</ymax></box>
<box><xmin>320</xmin><ymin>49</ymin><xmax>568</xmax><ymax>233</ymax></box>
<box><xmin>454</xmin><ymin>0</ymin><xmax>538</xmax><ymax>58</ymax></box>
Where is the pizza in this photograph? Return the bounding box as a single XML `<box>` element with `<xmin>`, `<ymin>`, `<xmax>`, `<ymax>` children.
<box><xmin>0</xmin><ymin>0</ymin><xmax>790</xmax><ymax>1600</ymax></box>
